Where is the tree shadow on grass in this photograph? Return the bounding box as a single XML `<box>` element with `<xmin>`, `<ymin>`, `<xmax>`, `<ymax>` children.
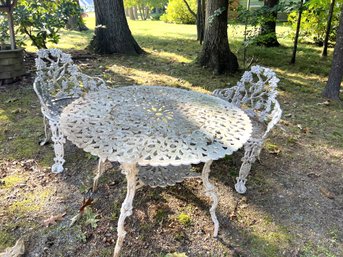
<box><xmin>64</xmin><ymin>35</ymin><xmax>333</xmax><ymax>98</ymax></box>
<box><xmin>2</xmin><ymin>39</ymin><xmax>342</xmax><ymax>256</ymax></box>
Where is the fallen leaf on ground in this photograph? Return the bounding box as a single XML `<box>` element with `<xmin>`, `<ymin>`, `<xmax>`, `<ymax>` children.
<box><xmin>320</xmin><ymin>187</ymin><xmax>335</xmax><ymax>199</ymax></box>
<box><xmin>70</xmin><ymin>190</ymin><xmax>95</xmax><ymax>227</ymax></box>
<box><xmin>0</xmin><ymin>238</ymin><xmax>25</xmax><ymax>257</ymax></box>
<box><xmin>165</xmin><ymin>252</ymin><xmax>188</xmax><ymax>257</ymax></box>
<box><xmin>307</xmin><ymin>172</ymin><xmax>320</xmax><ymax>178</ymax></box>
<box><xmin>229</xmin><ymin>200</ymin><xmax>239</xmax><ymax>220</ymax></box>
<box><xmin>317</xmin><ymin>100</ymin><xmax>330</xmax><ymax>106</ymax></box>
<box><xmin>79</xmin><ymin>189</ymin><xmax>94</xmax><ymax>212</ymax></box>
<box><xmin>5</xmin><ymin>98</ymin><xmax>18</xmax><ymax>104</ymax></box>
<box><xmin>43</xmin><ymin>212</ymin><xmax>66</xmax><ymax>227</ymax></box>
<box><xmin>69</xmin><ymin>213</ymin><xmax>82</xmax><ymax>227</ymax></box>
<box><xmin>302</xmin><ymin>127</ymin><xmax>311</xmax><ymax>134</ymax></box>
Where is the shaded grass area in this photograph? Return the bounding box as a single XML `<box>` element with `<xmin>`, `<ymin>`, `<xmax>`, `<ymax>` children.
<box><xmin>1</xmin><ymin>17</ymin><xmax>342</xmax><ymax>257</ymax></box>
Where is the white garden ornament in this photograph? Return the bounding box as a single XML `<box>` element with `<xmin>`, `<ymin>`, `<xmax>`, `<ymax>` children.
<box><xmin>213</xmin><ymin>65</ymin><xmax>282</xmax><ymax>194</ymax></box>
<box><xmin>33</xmin><ymin>48</ymin><xmax>107</xmax><ymax>173</ymax></box>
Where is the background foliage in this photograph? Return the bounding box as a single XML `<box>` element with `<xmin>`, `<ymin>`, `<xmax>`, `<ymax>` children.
<box><xmin>160</xmin><ymin>0</ymin><xmax>196</xmax><ymax>24</ymax></box>
<box><xmin>288</xmin><ymin>0</ymin><xmax>343</xmax><ymax>46</ymax></box>
<box><xmin>13</xmin><ymin>0</ymin><xmax>81</xmax><ymax>49</ymax></box>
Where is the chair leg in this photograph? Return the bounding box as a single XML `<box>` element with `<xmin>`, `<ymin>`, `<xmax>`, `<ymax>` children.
<box><xmin>49</xmin><ymin>120</ymin><xmax>66</xmax><ymax>173</ymax></box>
<box><xmin>113</xmin><ymin>163</ymin><xmax>138</xmax><ymax>257</ymax></box>
<box><xmin>93</xmin><ymin>159</ymin><xmax>105</xmax><ymax>192</ymax></box>
<box><xmin>40</xmin><ymin>117</ymin><xmax>51</xmax><ymax>146</ymax></box>
<box><xmin>201</xmin><ymin>160</ymin><xmax>219</xmax><ymax>238</ymax></box>
<box><xmin>235</xmin><ymin>141</ymin><xmax>262</xmax><ymax>194</ymax></box>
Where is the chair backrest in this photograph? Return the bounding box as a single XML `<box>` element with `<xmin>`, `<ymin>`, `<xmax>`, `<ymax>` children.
<box><xmin>33</xmin><ymin>48</ymin><xmax>107</xmax><ymax>119</ymax></box>
<box><xmin>213</xmin><ymin>65</ymin><xmax>282</xmax><ymax>139</ymax></box>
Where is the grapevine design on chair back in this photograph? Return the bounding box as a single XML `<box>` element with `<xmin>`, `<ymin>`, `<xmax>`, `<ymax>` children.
<box><xmin>213</xmin><ymin>65</ymin><xmax>282</xmax><ymax>194</ymax></box>
<box><xmin>33</xmin><ymin>48</ymin><xmax>107</xmax><ymax>173</ymax></box>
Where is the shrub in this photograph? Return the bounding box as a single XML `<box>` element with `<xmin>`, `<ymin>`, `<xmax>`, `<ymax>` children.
<box><xmin>160</xmin><ymin>0</ymin><xmax>196</xmax><ymax>24</ymax></box>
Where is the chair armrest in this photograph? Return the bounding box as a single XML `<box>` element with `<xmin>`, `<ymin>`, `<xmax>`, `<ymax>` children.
<box><xmin>262</xmin><ymin>99</ymin><xmax>282</xmax><ymax>140</ymax></box>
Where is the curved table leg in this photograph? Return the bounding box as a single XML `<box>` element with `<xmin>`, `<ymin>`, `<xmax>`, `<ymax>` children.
<box><xmin>113</xmin><ymin>163</ymin><xmax>138</xmax><ymax>257</ymax></box>
<box><xmin>201</xmin><ymin>160</ymin><xmax>219</xmax><ymax>238</ymax></box>
<box><xmin>93</xmin><ymin>158</ymin><xmax>105</xmax><ymax>192</ymax></box>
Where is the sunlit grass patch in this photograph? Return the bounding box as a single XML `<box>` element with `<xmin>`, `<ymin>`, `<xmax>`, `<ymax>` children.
<box><xmin>7</xmin><ymin>188</ymin><xmax>52</xmax><ymax>217</ymax></box>
<box><xmin>0</xmin><ymin>174</ymin><xmax>27</xmax><ymax>189</ymax></box>
<box><xmin>237</xmin><ymin>208</ymin><xmax>294</xmax><ymax>256</ymax></box>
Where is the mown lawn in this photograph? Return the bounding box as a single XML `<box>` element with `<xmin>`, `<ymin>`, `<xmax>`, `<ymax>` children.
<box><xmin>1</xmin><ymin>14</ymin><xmax>342</xmax><ymax>257</ymax></box>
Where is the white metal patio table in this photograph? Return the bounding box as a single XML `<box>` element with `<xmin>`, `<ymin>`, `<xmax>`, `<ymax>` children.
<box><xmin>59</xmin><ymin>85</ymin><xmax>252</xmax><ymax>257</ymax></box>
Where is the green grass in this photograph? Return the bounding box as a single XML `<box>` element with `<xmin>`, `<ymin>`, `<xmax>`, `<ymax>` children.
<box><xmin>2</xmin><ymin>15</ymin><xmax>342</xmax><ymax>256</ymax></box>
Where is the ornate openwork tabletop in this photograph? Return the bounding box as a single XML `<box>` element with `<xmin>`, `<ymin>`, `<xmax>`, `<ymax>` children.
<box><xmin>59</xmin><ymin>85</ymin><xmax>252</xmax><ymax>257</ymax></box>
<box><xmin>60</xmin><ymin>85</ymin><xmax>252</xmax><ymax>166</ymax></box>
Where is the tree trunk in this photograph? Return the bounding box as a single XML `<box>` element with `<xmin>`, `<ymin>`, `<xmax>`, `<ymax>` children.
<box><xmin>8</xmin><ymin>10</ymin><xmax>16</xmax><ymax>49</ymax></box>
<box><xmin>323</xmin><ymin>5</ymin><xmax>343</xmax><ymax>100</ymax></box>
<box><xmin>198</xmin><ymin>0</ymin><xmax>238</xmax><ymax>74</ymax></box>
<box><xmin>66</xmin><ymin>0</ymin><xmax>89</xmax><ymax>31</ymax></box>
<box><xmin>138</xmin><ymin>6</ymin><xmax>144</xmax><ymax>20</ymax></box>
<box><xmin>141</xmin><ymin>6</ymin><xmax>146</xmax><ymax>20</ymax></box>
<box><xmin>258</xmin><ymin>0</ymin><xmax>280</xmax><ymax>47</ymax></box>
<box><xmin>322</xmin><ymin>0</ymin><xmax>336</xmax><ymax>57</ymax></box>
<box><xmin>196</xmin><ymin>0</ymin><xmax>205</xmax><ymax>44</ymax></box>
<box><xmin>290</xmin><ymin>0</ymin><xmax>303</xmax><ymax>64</ymax></box>
<box><xmin>5</xmin><ymin>0</ymin><xmax>18</xmax><ymax>50</ymax></box>
<box><xmin>90</xmin><ymin>0</ymin><xmax>144</xmax><ymax>55</ymax></box>
<box><xmin>128</xmin><ymin>7</ymin><xmax>135</xmax><ymax>20</ymax></box>
<box><xmin>145</xmin><ymin>7</ymin><xmax>150</xmax><ymax>19</ymax></box>
<box><xmin>133</xmin><ymin>6</ymin><xmax>138</xmax><ymax>20</ymax></box>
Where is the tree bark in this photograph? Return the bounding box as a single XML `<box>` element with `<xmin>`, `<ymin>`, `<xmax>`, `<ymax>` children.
<box><xmin>66</xmin><ymin>0</ymin><xmax>89</xmax><ymax>31</ymax></box>
<box><xmin>258</xmin><ymin>0</ymin><xmax>280</xmax><ymax>47</ymax></box>
<box><xmin>323</xmin><ymin>5</ymin><xmax>343</xmax><ymax>100</ymax></box>
<box><xmin>196</xmin><ymin>0</ymin><xmax>205</xmax><ymax>44</ymax></box>
<box><xmin>198</xmin><ymin>0</ymin><xmax>238</xmax><ymax>74</ymax></box>
<box><xmin>322</xmin><ymin>0</ymin><xmax>336</xmax><ymax>57</ymax></box>
<box><xmin>90</xmin><ymin>0</ymin><xmax>144</xmax><ymax>55</ymax></box>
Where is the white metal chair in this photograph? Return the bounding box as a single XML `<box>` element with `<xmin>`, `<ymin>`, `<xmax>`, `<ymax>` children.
<box><xmin>33</xmin><ymin>49</ymin><xmax>107</xmax><ymax>173</ymax></box>
<box><xmin>213</xmin><ymin>65</ymin><xmax>282</xmax><ymax>194</ymax></box>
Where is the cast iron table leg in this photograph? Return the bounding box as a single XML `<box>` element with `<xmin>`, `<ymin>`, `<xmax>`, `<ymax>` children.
<box><xmin>201</xmin><ymin>160</ymin><xmax>219</xmax><ymax>237</ymax></box>
<box><xmin>113</xmin><ymin>163</ymin><xmax>138</xmax><ymax>257</ymax></box>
